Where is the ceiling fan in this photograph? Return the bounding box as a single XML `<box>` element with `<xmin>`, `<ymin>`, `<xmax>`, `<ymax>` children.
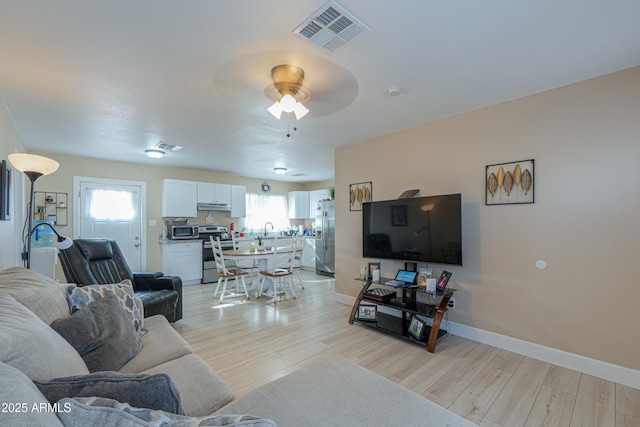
<box><xmin>265</xmin><ymin>65</ymin><xmax>311</xmax><ymax>120</ymax></box>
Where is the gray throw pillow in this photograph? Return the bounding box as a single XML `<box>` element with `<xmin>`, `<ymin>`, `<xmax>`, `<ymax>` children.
<box><xmin>34</xmin><ymin>371</ymin><xmax>183</xmax><ymax>415</ymax></box>
<box><xmin>51</xmin><ymin>293</ymin><xmax>142</xmax><ymax>372</ymax></box>
<box><xmin>57</xmin><ymin>397</ymin><xmax>276</xmax><ymax>427</ymax></box>
<box><xmin>0</xmin><ymin>361</ymin><xmax>64</xmax><ymax>427</ymax></box>
<box><xmin>0</xmin><ymin>293</ymin><xmax>89</xmax><ymax>381</ymax></box>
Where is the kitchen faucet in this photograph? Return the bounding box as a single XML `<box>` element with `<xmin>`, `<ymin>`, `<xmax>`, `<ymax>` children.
<box><xmin>264</xmin><ymin>222</ymin><xmax>274</xmax><ymax>237</ymax></box>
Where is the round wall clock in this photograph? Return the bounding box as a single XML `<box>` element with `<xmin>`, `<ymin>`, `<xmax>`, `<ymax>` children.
<box><xmin>261</xmin><ymin>181</ymin><xmax>271</xmax><ymax>193</ymax></box>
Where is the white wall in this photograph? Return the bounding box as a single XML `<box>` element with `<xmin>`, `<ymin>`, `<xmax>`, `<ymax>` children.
<box><xmin>335</xmin><ymin>66</ymin><xmax>640</xmax><ymax>372</ymax></box>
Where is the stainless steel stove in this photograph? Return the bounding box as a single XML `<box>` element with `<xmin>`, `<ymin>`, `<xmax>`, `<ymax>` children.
<box><xmin>198</xmin><ymin>226</ymin><xmax>234</xmax><ymax>283</ymax></box>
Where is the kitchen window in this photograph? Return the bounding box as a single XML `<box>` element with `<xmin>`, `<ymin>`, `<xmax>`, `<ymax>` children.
<box><xmin>244</xmin><ymin>193</ymin><xmax>289</xmax><ymax>232</ymax></box>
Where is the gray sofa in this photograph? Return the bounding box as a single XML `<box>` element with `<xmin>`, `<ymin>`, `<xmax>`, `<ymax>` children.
<box><xmin>0</xmin><ymin>267</ymin><xmax>477</xmax><ymax>426</ymax></box>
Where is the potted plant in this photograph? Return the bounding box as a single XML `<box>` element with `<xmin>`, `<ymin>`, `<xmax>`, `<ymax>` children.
<box><xmin>257</xmin><ymin>236</ymin><xmax>265</xmax><ymax>251</ymax></box>
<box><xmin>328</xmin><ymin>186</ymin><xmax>335</xmax><ymax>200</ymax></box>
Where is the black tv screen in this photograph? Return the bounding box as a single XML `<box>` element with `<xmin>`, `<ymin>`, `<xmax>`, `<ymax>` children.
<box><xmin>362</xmin><ymin>194</ymin><xmax>462</xmax><ymax>266</ymax></box>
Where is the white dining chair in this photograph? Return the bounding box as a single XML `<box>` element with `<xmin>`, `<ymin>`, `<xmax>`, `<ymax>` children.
<box><xmin>292</xmin><ymin>235</ymin><xmax>306</xmax><ymax>290</ymax></box>
<box><xmin>257</xmin><ymin>236</ymin><xmax>296</xmax><ymax>304</ymax></box>
<box><xmin>231</xmin><ymin>234</ymin><xmax>258</xmax><ymax>286</ymax></box>
<box><xmin>211</xmin><ymin>236</ymin><xmax>249</xmax><ymax>303</ymax></box>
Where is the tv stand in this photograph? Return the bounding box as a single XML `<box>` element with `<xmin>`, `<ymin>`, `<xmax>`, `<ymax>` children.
<box><xmin>349</xmin><ymin>278</ymin><xmax>455</xmax><ymax>352</ymax></box>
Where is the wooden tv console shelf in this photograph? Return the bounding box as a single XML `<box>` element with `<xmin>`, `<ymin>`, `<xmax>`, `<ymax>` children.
<box><xmin>348</xmin><ymin>278</ymin><xmax>455</xmax><ymax>352</ymax></box>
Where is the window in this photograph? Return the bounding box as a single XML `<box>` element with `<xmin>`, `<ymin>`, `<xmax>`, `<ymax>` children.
<box><xmin>87</xmin><ymin>188</ymin><xmax>135</xmax><ymax>220</ymax></box>
<box><xmin>244</xmin><ymin>193</ymin><xmax>290</xmax><ymax>232</ymax></box>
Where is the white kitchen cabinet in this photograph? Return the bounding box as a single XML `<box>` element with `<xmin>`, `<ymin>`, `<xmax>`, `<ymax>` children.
<box><xmin>197</xmin><ymin>182</ymin><xmax>231</xmax><ymax>204</ymax></box>
<box><xmin>161</xmin><ymin>241</ymin><xmax>202</xmax><ymax>285</ymax></box>
<box><xmin>162</xmin><ymin>179</ymin><xmax>197</xmax><ymax>217</ymax></box>
<box><xmin>230</xmin><ymin>185</ymin><xmax>246</xmax><ymax>217</ymax></box>
<box><xmin>301</xmin><ymin>238</ymin><xmax>316</xmax><ymax>270</ymax></box>
<box><xmin>288</xmin><ymin>191</ymin><xmax>310</xmax><ymax>219</ymax></box>
<box><xmin>309</xmin><ymin>189</ymin><xmax>329</xmax><ymax>217</ymax></box>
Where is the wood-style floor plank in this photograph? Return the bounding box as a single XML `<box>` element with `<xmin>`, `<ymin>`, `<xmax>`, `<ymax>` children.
<box><xmin>570</xmin><ymin>374</ymin><xmax>615</xmax><ymax>427</ymax></box>
<box><xmin>484</xmin><ymin>357</ymin><xmax>551</xmax><ymax>427</ymax></box>
<box><xmin>176</xmin><ymin>271</ymin><xmax>635</xmax><ymax>426</ymax></box>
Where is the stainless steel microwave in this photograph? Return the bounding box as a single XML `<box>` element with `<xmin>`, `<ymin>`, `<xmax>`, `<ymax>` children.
<box><xmin>167</xmin><ymin>225</ymin><xmax>199</xmax><ymax>240</ymax></box>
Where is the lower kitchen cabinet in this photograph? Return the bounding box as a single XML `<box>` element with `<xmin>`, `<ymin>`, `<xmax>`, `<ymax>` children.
<box><xmin>160</xmin><ymin>241</ymin><xmax>202</xmax><ymax>285</ymax></box>
<box><xmin>301</xmin><ymin>238</ymin><xmax>316</xmax><ymax>270</ymax></box>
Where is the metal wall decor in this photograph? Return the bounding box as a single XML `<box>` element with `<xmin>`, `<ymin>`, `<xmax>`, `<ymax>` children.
<box><xmin>486</xmin><ymin>159</ymin><xmax>534</xmax><ymax>205</ymax></box>
<box><xmin>349</xmin><ymin>181</ymin><xmax>372</xmax><ymax>211</ymax></box>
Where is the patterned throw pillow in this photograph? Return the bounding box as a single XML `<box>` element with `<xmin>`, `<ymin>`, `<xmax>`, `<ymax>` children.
<box><xmin>65</xmin><ymin>280</ymin><xmax>144</xmax><ymax>336</ymax></box>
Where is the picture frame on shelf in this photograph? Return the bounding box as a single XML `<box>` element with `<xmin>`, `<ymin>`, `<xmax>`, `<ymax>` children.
<box><xmin>408</xmin><ymin>315</ymin><xmax>427</xmax><ymax>340</ymax></box>
<box><xmin>367</xmin><ymin>262</ymin><xmax>381</xmax><ymax>283</ymax></box>
<box><xmin>417</xmin><ymin>268</ymin><xmax>432</xmax><ymax>289</ymax></box>
<box><xmin>357</xmin><ymin>304</ymin><xmax>378</xmax><ymax>322</ymax></box>
<box><xmin>436</xmin><ymin>270</ymin><xmax>452</xmax><ymax>293</ymax></box>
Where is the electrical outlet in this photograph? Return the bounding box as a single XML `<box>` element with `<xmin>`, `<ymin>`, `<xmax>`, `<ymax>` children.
<box><xmin>447</xmin><ymin>297</ymin><xmax>455</xmax><ymax>309</ymax></box>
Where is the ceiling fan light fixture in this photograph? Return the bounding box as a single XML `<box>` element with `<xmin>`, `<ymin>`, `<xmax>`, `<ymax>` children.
<box><xmin>266</xmin><ymin>65</ymin><xmax>311</xmax><ymax>121</ymax></box>
<box><xmin>267</xmin><ymin>101</ymin><xmax>284</xmax><ymax>119</ymax></box>
<box><xmin>274</xmin><ymin>167</ymin><xmax>287</xmax><ymax>175</ymax></box>
<box><xmin>279</xmin><ymin>94</ymin><xmax>297</xmax><ymax>112</ymax></box>
<box><xmin>292</xmin><ymin>101</ymin><xmax>309</xmax><ymax>120</ymax></box>
<box><xmin>145</xmin><ymin>149</ymin><xmax>165</xmax><ymax>159</ymax></box>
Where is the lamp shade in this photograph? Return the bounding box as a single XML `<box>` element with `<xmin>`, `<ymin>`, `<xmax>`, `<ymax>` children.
<box><xmin>8</xmin><ymin>153</ymin><xmax>59</xmax><ymax>176</ymax></box>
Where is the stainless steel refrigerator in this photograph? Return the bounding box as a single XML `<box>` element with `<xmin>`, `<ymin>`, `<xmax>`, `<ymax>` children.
<box><xmin>315</xmin><ymin>200</ymin><xmax>335</xmax><ymax>276</ymax></box>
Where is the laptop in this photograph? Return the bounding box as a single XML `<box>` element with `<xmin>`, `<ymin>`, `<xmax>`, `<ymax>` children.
<box><xmin>385</xmin><ymin>270</ymin><xmax>418</xmax><ymax>287</ymax></box>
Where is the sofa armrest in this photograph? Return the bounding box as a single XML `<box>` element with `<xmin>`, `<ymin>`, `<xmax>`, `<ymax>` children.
<box><xmin>132</xmin><ymin>271</ymin><xmax>164</xmax><ymax>279</ymax></box>
<box><xmin>132</xmin><ymin>275</ymin><xmax>182</xmax><ymax>293</ymax></box>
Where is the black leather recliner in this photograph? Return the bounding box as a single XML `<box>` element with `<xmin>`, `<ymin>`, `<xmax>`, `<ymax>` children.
<box><xmin>58</xmin><ymin>239</ymin><xmax>183</xmax><ymax>322</ymax></box>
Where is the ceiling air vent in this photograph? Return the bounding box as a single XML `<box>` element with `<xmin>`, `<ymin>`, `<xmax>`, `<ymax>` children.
<box><xmin>155</xmin><ymin>142</ymin><xmax>183</xmax><ymax>151</ymax></box>
<box><xmin>292</xmin><ymin>1</ymin><xmax>370</xmax><ymax>52</ymax></box>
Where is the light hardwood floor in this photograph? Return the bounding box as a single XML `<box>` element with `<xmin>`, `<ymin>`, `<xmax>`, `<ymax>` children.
<box><xmin>173</xmin><ymin>271</ymin><xmax>640</xmax><ymax>427</ymax></box>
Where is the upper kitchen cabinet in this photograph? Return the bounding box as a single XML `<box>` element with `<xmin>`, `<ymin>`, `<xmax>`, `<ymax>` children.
<box><xmin>197</xmin><ymin>182</ymin><xmax>231</xmax><ymax>204</ymax></box>
<box><xmin>230</xmin><ymin>185</ymin><xmax>246</xmax><ymax>218</ymax></box>
<box><xmin>309</xmin><ymin>189</ymin><xmax>329</xmax><ymax>214</ymax></box>
<box><xmin>162</xmin><ymin>179</ymin><xmax>197</xmax><ymax>217</ymax></box>
<box><xmin>288</xmin><ymin>191</ymin><xmax>310</xmax><ymax>219</ymax></box>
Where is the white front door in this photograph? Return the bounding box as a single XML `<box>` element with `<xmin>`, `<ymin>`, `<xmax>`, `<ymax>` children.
<box><xmin>74</xmin><ymin>177</ymin><xmax>146</xmax><ymax>271</ymax></box>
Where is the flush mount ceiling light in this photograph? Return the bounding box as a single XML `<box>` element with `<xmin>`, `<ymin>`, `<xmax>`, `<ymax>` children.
<box><xmin>265</xmin><ymin>65</ymin><xmax>310</xmax><ymax>120</ymax></box>
<box><xmin>145</xmin><ymin>149</ymin><xmax>165</xmax><ymax>159</ymax></box>
<box><xmin>274</xmin><ymin>167</ymin><xmax>287</xmax><ymax>175</ymax></box>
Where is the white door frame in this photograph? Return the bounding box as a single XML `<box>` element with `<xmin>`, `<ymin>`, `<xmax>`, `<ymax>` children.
<box><xmin>73</xmin><ymin>176</ymin><xmax>147</xmax><ymax>270</ymax></box>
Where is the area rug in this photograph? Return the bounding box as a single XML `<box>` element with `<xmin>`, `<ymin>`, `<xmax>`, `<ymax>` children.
<box><xmin>216</xmin><ymin>355</ymin><xmax>478</xmax><ymax>426</ymax></box>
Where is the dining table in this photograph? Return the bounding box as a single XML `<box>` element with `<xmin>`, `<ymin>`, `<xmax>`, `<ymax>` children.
<box><xmin>223</xmin><ymin>246</ymin><xmax>295</xmax><ymax>297</ymax></box>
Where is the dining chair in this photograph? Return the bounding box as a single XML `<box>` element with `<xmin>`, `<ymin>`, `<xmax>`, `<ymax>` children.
<box><xmin>292</xmin><ymin>235</ymin><xmax>306</xmax><ymax>290</ymax></box>
<box><xmin>257</xmin><ymin>236</ymin><xmax>296</xmax><ymax>304</ymax></box>
<box><xmin>230</xmin><ymin>234</ymin><xmax>258</xmax><ymax>286</ymax></box>
<box><xmin>210</xmin><ymin>236</ymin><xmax>249</xmax><ymax>303</ymax></box>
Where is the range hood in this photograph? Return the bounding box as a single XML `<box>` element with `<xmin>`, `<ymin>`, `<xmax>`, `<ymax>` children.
<box><xmin>197</xmin><ymin>202</ymin><xmax>231</xmax><ymax>211</ymax></box>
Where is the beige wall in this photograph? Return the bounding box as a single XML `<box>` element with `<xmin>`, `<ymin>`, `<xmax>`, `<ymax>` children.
<box><xmin>335</xmin><ymin>66</ymin><xmax>640</xmax><ymax>371</ymax></box>
<box><xmin>0</xmin><ymin>96</ymin><xmax>26</xmax><ymax>268</ymax></box>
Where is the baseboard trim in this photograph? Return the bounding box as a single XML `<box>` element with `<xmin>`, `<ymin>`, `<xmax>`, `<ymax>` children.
<box><xmin>334</xmin><ymin>292</ymin><xmax>640</xmax><ymax>389</ymax></box>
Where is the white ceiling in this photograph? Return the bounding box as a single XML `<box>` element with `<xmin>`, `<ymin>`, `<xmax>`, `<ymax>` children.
<box><xmin>1</xmin><ymin>1</ymin><xmax>639</xmax><ymax>183</ymax></box>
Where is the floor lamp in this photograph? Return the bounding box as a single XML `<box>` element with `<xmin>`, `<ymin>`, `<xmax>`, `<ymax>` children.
<box><xmin>8</xmin><ymin>153</ymin><xmax>63</xmax><ymax>268</ymax></box>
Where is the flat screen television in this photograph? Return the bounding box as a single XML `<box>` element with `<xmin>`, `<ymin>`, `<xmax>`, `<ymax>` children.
<box><xmin>362</xmin><ymin>193</ymin><xmax>462</xmax><ymax>266</ymax></box>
